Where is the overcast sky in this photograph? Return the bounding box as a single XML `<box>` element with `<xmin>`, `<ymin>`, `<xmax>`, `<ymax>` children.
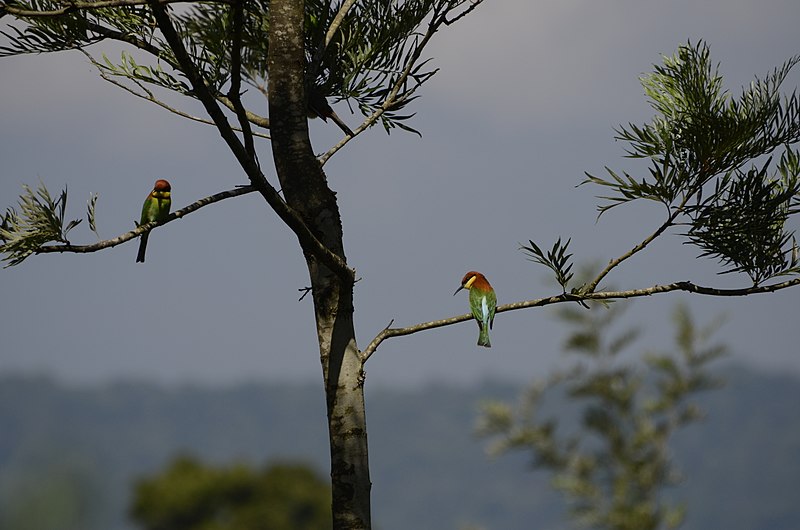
<box><xmin>1</xmin><ymin>0</ymin><xmax>799</xmax><ymax>388</ymax></box>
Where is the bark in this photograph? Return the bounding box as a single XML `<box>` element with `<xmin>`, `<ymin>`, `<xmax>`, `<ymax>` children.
<box><xmin>268</xmin><ymin>1</ymin><xmax>371</xmax><ymax>528</ymax></box>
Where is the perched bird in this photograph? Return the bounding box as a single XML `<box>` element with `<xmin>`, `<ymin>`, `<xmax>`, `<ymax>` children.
<box><xmin>136</xmin><ymin>179</ymin><xmax>172</xmax><ymax>263</ymax></box>
<box><xmin>307</xmin><ymin>85</ymin><xmax>354</xmax><ymax>136</ymax></box>
<box><xmin>454</xmin><ymin>271</ymin><xmax>497</xmax><ymax>348</ymax></box>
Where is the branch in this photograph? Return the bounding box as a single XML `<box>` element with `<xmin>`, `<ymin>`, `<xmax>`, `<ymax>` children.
<box><xmin>228</xmin><ymin>0</ymin><xmax>256</xmax><ymax>159</ymax></box>
<box><xmin>325</xmin><ymin>0</ymin><xmax>357</xmax><ymax>49</ymax></box>
<box><xmin>443</xmin><ymin>0</ymin><xmax>485</xmax><ymax>25</ymax></box>
<box><xmin>360</xmin><ymin>277</ymin><xmax>800</xmax><ymax>362</ymax></box>
<box><xmin>584</xmin><ymin>195</ymin><xmax>689</xmax><ymax>293</ymax></box>
<box><xmin>84</xmin><ymin>21</ymin><xmax>163</xmax><ymax>56</ymax></box>
<box><xmin>36</xmin><ymin>185</ymin><xmax>256</xmax><ymax>255</ymax></box>
<box><xmin>307</xmin><ymin>0</ymin><xmax>357</xmax><ymax>84</ymax></box>
<box><xmin>1</xmin><ymin>0</ymin><xmax>231</xmax><ymax>18</ymax></box>
<box><xmin>216</xmin><ymin>95</ymin><xmax>270</xmax><ymax>129</ymax></box>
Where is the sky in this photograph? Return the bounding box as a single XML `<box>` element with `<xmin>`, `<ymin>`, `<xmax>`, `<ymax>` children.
<box><xmin>1</xmin><ymin>0</ymin><xmax>799</xmax><ymax>388</ymax></box>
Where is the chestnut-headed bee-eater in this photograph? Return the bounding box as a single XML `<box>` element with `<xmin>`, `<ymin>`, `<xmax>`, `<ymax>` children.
<box><xmin>454</xmin><ymin>271</ymin><xmax>497</xmax><ymax>348</ymax></box>
<box><xmin>136</xmin><ymin>179</ymin><xmax>171</xmax><ymax>263</ymax></box>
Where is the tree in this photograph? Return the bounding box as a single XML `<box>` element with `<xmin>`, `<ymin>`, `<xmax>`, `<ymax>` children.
<box><xmin>130</xmin><ymin>456</ymin><xmax>331</xmax><ymax>530</ymax></box>
<box><xmin>1</xmin><ymin>0</ymin><xmax>799</xmax><ymax>527</ymax></box>
<box><xmin>1</xmin><ymin>2</ymin><xmax>483</xmax><ymax>527</ymax></box>
<box><xmin>479</xmin><ymin>301</ymin><xmax>727</xmax><ymax>530</ymax></box>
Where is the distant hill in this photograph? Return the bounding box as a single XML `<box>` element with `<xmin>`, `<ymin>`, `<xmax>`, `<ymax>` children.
<box><xmin>0</xmin><ymin>365</ymin><xmax>798</xmax><ymax>530</ymax></box>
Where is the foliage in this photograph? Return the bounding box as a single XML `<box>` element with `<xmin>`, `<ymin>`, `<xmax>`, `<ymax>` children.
<box><xmin>590</xmin><ymin>42</ymin><xmax>800</xmax><ymax>211</ymax></box>
<box><xmin>520</xmin><ymin>238</ymin><xmax>575</xmax><ymax>293</ymax></box>
<box><xmin>0</xmin><ymin>183</ymin><xmax>95</xmax><ymax>267</ymax></box>
<box><xmin>2</xmin><ymin>4</ymin><xmax>799</xmax><ymax>529</ymax></box>
<box><xmin>528</xmin><ymin>42</ymin><xmax>800</xmax><ymax>287</ymax></box>
<box><xmin>478</xmin><ymin>302</ymin><xmax>727</xmax><ymax>530</ymax></box>
<box><xmin>684</xmin><ymin>156</ymin><xmax>800</xmax><ymax>283</ymax></box>
<box><xmin>130</xmin><ymin>455</ymin><xmax>331</xmax><ymax>530</ymax></box>
<box><xmin>0</xmin><ymin>0</ymin><xmax>481</xmax><ymax>267</ymax></box>
<box><xmin>0</xmin><ymin>0</ymin><xmax>472</xmax><ymax>135</ymax></box>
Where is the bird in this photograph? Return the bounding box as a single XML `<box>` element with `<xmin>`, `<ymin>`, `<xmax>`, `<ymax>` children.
<box><xmin>136</xmin><ymin>179</ymin><xmax>171</xmax><ymax>263</ymax></box>
<box><xmin>454</xmin><ymin>271</ymin><xmax>497</xmax><ymax>348</ymax></box>
<box><xmin>307</xmin><ymin>85</ymin><xmax>354</xmax><ymax>136</ymax></box>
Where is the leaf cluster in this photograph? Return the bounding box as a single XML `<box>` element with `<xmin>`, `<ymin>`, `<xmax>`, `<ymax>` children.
<box><xmin>578</xmin><ymin>41</ymin><xmax>800</xmax><ymax>284</ymax></box>
<box><xmin>1</xmin><ymin>0</ymin><xmax>476</xmax><ymax>135</ymax></box>
<box><xmin>520</xmin><ymin>237</ymin><xmax>575</xmax><ymax>293</ymax></box>
<box><xmin>0</xmin><ymin>0</ymin><xmax>157</xmax><ymax>54</ymax></box>
<box><xmin>0</xmin><ymin>1</ymin><xmax>93</xmax><ymax>55</ymax></box>
<box><xmin>478</xmin><ymin>303</ymin><xmax>726</xmax><ymax>530</ymax></box>
<box><xmin>0</xmin><ymin>182</ymin><xmax>96</xmax><ymax>267</ymax></box>
<box><xmin>306</xmin><ymin>0</ymin><xmax>446</xmax><ymax>135</ymax></box>
<box><xmin>684</xmin><ymin>152</ymin><xmax>800</xmax><ymax>284</ymax></box>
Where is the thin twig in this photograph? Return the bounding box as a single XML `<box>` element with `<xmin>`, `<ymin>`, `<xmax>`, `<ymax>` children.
<box><xmin>298</xmin><ymin>286</ymin><xmax>312</xmax><ymax>301</ymax></box>
<box><xmin>443</xmin><ymin>0</ymin><xmax>485</xmax><ymax>26</ymax></box>
<box><xmin>36</xmin><ymin>185</ymin><xmax>257</xmax><ymax>255</ymax></box>
<box><xmin>84</xmin><ymin>21</ymin><xmax>163</xmax><ymax>57</ymax></box>
<box><xmin>360</xmin><ymin>277</ymin><xmax>800</xmax><ymax>362</ymax></box>
<box><xmin>83</xmin><ymin>51</ymin><xmax>271</xmax><ymax>139</ymax></box>
<box><xmin>584</xmin><ymin>195</ymin><xmax>689</xmax><ymax>293</ymax></box>
<box><xmin>217</xmin><ymin>95</ymin><xmax>270</xmax><ymax>129</ymax></box>
<box><xmin>79</xmin><ymin>26</ymin><xmax>271</xmax><ymax>133</ymax></box>
<box><xmin>2</xmin><ymin>0</ymin><xmax>232</xmax><ymax>18</ymax></box>
<box><xmin>228</xmin><ymin>0</ymin><xmax>257</xmax><ymax>159</ymax></box>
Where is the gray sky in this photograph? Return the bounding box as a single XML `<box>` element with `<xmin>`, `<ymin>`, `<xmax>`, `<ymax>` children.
<box><xmin>2</xmin><ymin>0</ymin><xmax>799</xmax><ymax>387</ymax></box>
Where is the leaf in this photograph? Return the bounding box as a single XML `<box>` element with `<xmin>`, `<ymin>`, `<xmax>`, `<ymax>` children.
<box><xmin>587</xmin><ymin>41</ymin><xmax>800</xmax><ymax>230</ymax></box>
<box><xmin>520</xmin><ymin>237</ymin><xmax>575</xmax><ymax>292</ymax></box>
<box><xmin>87</xmin><ymin>193</ymin><xmax>100</xmax><ymax>238</ymax></box>
<box><xmin>0</xmin><ymin>182</ymin><xmax>86</xmax><ymax>266</ymax></box>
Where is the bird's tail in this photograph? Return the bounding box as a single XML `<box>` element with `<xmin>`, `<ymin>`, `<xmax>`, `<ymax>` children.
<box><xmin>329</xmin><ymin>110</ymin><xmax>354</xmax><ymax>136</ymax></box>
<box><xmin>477</xmin><ymin>323</ymin><xmax>491</xmax><ymax>348</ymax></box>
<box><xmin>136</xmin><ymin>233</ymin><xmax>149</xmax><ymax>263</ymax></box>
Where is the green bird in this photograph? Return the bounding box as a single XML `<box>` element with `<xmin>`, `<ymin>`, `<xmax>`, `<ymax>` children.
<box><xmin>136</xmin><ymin>179</ymin><xmax>171</xmax><ymax>263</ymax></box>
<box><xmin>454</xmin><ymin>271</ymin><xmax>497</xmax><ymax>348</ymax></box>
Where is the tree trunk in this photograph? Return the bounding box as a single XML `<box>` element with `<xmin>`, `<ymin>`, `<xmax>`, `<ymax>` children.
<box><xmin>268</xmin><ymin>1</ymin><xmax>371</xmax><ymax>528</ymax></box>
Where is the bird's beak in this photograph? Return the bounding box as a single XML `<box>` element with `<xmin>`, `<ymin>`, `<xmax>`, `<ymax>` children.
<box><xmin>453</xmin><ymin>285</ymin><xmax>464</xmax><ymax>296</ymax></box>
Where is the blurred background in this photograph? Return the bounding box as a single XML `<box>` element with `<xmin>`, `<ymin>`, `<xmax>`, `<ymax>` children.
<box><xmin>1</xmin><ymin>1</ymin><xmax>799</xmax><ymax>528</ymax></box>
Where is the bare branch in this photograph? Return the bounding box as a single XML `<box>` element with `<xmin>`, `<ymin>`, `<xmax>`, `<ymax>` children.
<box><xmin>360</xmin><ymin>277</ymin><xmax>800</xmax><ymax>362</ymax></box>
<box><xmin>298</xmin><ymin>286</ymin><xmax>312</xmax><ymax>302</ymax></box>
<box><xmin>36</xmin><ymin>185</ymin><xmax>257</xmax><ymax>255</ymax></box>
<box><xmin>443</xmin><ymin>0</ymin><xmax>485</xmax><ymax>26</ymax></box>
<box><xmin>584</xmin><ymin>195</ymin><xmax>689</xmax><ymax>293</ymax></box>
<box><xmin>217</xmin><ymin>95</ymin><xmax>270</xmax><ymax>129</ymax></box>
